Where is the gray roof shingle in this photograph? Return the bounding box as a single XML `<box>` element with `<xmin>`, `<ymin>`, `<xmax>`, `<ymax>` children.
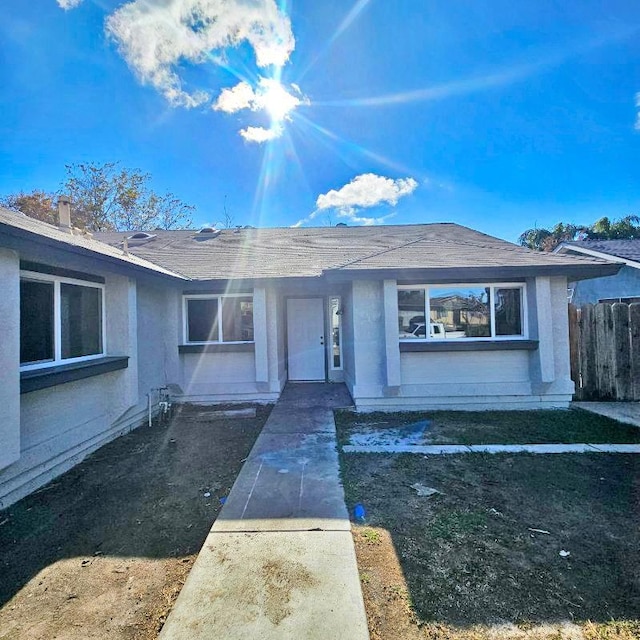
<box><xmin>94</xmin><ymin>223</ymin><xmax>616</xmax><ymax>281</ymax></box>
<box><xmin>562</xmin><ymin>239</ymin><xmax>640</xmax><ymax>265</ymax></box>
<box><xmin>0</xmin><ymin>208</ymin><xmax>186</xmax><ymax>279</ymax></box>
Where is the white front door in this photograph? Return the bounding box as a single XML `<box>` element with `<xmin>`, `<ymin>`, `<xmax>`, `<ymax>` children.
<box><xmin>287</xmin><ymin>298</ymin><xmax>326</xmax><ymax>381</ymax></box>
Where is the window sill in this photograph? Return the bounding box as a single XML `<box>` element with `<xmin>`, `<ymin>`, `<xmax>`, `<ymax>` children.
<box><xmin>20</xmin><ymin>356</ymin><xmax>129</xmax><ymax>394</ymax></box>
<box><xmin>179</xmin><ymin>343</ymin><xmax>255</xmax><ymax>354</ymax></box>
<box><xmin>399</xmin><ymin>339</ymin><xmax>539</xmax><ymax>352</ymax></box>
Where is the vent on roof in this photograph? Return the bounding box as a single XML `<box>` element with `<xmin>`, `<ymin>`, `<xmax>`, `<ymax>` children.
<box><xmin>123</xmin><ymin>231</ymin><xmax>157</xmax><ymax>248</ymax></box>
<box><xmin>129</xmin><ymin>232</ymin><xmax>156</xmax><ymax>240</ymax></box>
<box><xmin>193</xmin><ymin>227</ymin><xmax>221</xmax><ymax>241</ymax></box>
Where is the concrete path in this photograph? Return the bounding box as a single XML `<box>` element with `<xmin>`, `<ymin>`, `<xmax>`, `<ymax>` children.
<box><xmin>160</xmin><ymin>383</ymin><xmax>370</xmax><ymax>640</ymax></box>
<box><xmin>573</xmin><ymin>401</ymin><xmax>640</xmax><ymax>428</ymax></box>
<box><xmin>343</xmin><ymin>443</ymin><xmax>640</xmax><ymax>454</ymax></box>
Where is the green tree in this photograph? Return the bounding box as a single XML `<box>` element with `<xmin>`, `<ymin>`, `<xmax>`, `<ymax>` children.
<box><xmin>0</xmin><ymin>190</ymin><xmax>58</xmax><ymax>225</ymax></box>
<box><xmin>588</xmin><ymin>215</ymin><xmax>640</xmax><ymax>240</ymax></box>
<box><xmin>63</xmin><ymin>162</ymin><xmax>195</xmax><ymax>231</ymax></box>
<box><xmin>518</xmin><ymin>223</ymin><xmax>584</xmax><ymax>252</ymax></box>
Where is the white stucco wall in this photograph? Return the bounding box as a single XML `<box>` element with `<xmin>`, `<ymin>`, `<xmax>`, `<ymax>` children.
<box><xmin>0</xmin><ymin>248</ymin><xmax>21</xmax><ymax>471</ymax></box>
<box><xmin>136</xmin><ymin>283</ymin><xmax>181</xmax><ymax>398</ymax></box>
<box><xmin>0</xmin><ymin>266</ymin><xmax>152</xmax><ymax>509</ymax></box>
<box><xmin>351</xmin><ymin>276</ymin><xmax>575</xmax><ymax>411</ymax></box>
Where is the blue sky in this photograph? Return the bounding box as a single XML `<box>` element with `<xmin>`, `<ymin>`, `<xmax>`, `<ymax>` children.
<box><xmin>1</xmin><ymin>0</ymin><xmax>640</xmax><ymax>241</ymax></box>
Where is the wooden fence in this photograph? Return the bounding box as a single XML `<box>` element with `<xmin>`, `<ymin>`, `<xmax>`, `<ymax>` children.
<box><xmin>569</xmin><ymin>302</ymin><xmax>640</xmax><ymax>400</ymax></box>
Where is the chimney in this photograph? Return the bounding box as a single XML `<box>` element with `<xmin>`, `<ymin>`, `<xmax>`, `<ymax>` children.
<box><xmin>57</xmin><ymin>195</ymin><xmax>72</xmax><ymax>233</ymax></box>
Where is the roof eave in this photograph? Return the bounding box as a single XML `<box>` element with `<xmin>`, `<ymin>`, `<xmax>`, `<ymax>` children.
<box><xmin>555</xmin><ymin>242</ymin><xmax>640</xmax><ymax>270</ymax></box>
<box><xmin>322</xmin><ymin>263</ymin><xmax>622</xmax><ymax>282</ymax></box>
<box><xmin>0</xmin><ymin>222</ymin><xmax>187</xmax><ymax>281</ymax></box>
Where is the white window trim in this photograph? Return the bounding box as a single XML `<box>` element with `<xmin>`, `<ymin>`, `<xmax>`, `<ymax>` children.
<box><xmin>19</xmin><ymin>270</ymin><xmax>106</xmax><ymax>371</ymax></box>
<box><xmin>398</xmin><ymin>282</ymin><xmax>528</xmax><ymax>342</ymax></box>
<box><xmin>182</xmin><ymin>293</ymin><xmax>255</xmax><ymax>345</ymax></box>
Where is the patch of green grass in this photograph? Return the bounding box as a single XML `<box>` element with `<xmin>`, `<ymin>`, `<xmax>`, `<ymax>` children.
<box><xmin>339</xmin><ymin>449</ymin><xmax>640</xmax><ymax>628</ymax></box>
<box><xmin>335</xmin><ymin>408</ymin><xmax>640</xmax><ymax>445</ymax></box>
<box><xmin>360</xmin><ymin>528</ymin><xmax>382</xmax><ymax>544</ymax></box>
<box><xmin>427</xmin><ymin>510</ymin><xmax>488</xmax><ymax>541</ymax></box>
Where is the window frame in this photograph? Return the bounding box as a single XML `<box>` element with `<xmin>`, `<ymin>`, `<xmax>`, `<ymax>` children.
<box><xmin>398</xmin><ymin>282</ymin><xmax>528</xmax><ymax>342</ymax></box>
<box><xmin>20</xmin><ymin>270</ymin><xmax>106</xmax><ymax>371</ymax></box>
<box><xmin>182</xmin><ymin>293</ymin><xmax>255</xmax><ymax>345</ymax></box>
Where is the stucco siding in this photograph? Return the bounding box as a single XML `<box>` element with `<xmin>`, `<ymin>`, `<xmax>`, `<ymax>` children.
<box><xmin>136</xmin><ymin>283</ymin><xmax>180</xmax><ymax>399</ymax></box>
<box><xmin>401</xmin><ymin>350</ymin><xmax>530</xmax><ymax>385</ymax></box>
<box><xmin>0</xmin><ymin>267</ymin><xmax>147</xmax><ymax>509</ymax></box>
<box><xmin>0</xmin><ymin>248</ymin><xmax>21</xmax><ymax>471</ymax></box>
<box><xmin>571</xmin><ymin>265</ymin><xmax>640</xmax><ymax>305</ymax></box>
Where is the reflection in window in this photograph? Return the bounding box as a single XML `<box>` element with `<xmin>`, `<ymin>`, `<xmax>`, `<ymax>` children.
<box><xmin>20</xmin><ymin>275</ymin><xmax>105</xmax><ymax>368</ymax></box>
<box><xmin>330</xmin><ymin>297</ymin><xmax>342</xmax><ymax>369</ymax></box>
<box><xmin>61</xmin><ymin>283</ymin><xmax>102</xmax><ymax>359</ymax></box>
<box><xmin>398</xmin><ymin>284</ymin><xmax>525</xmax><ymax>341</ymax></box>
<box><xmin>398</xmin><ymin>289</ymin><xmax>426</xmax><ymax>339</ymax></box>
<box><xmin>185</xmin><ymin>295</ymin><xmax>254</xmax><ymax>343</ymax></box>
<box><xmin>495</xmin><ymin>288</ymin><xmax>522</xmax><ymax>336</ymax></box>
<box><xmin>222</xmin><ymin>297</ymin><xmax>254</xmax><ymax>342</ymax></box>
<box><xmin>429</xmin><ymin>288</ymin><xmax>491</xmax><ymax>339</ymax></box>
<box><xmin>20</xmin><ymin>279</ymin><xmax>54</xmax><ymax>364</ymax></box>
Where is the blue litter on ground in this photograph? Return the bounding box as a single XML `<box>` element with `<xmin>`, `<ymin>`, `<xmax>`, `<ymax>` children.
<box><xmin>354</xmin><ymin>503</ymin><xmax>366</xmax><ymax>521</ymax></box>
<box><xmin>219</xmin><ymin>496</ymin><xmax>227</xmax><ymax>505</ymax></box>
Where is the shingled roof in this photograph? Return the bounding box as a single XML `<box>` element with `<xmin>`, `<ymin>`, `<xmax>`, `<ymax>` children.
<box><xmin>94</xmin><ymin>223</ymin><xmax>619</xmax><ymax>282</ymax></box>
<box><xmin>0</xmin><ymin>208</ymin><xmax>185</xmax><ymax>280</ymax></box>
<box><xmin>557</xmin><ymin>239</ymin><xmax>640</xmax><ymax>267</ymax></box>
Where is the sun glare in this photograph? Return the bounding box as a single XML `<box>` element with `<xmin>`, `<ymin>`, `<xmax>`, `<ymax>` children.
<box><xmin>258</xmin><ymin>79</ymin><xmax>302</xmax><ymax>122</ymax></box>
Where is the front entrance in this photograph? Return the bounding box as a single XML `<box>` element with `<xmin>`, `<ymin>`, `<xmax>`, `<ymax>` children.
<box><xmin>286</xmin><ymin>298</ymin><xmax>326</xmax><ymax>381</ymax></box>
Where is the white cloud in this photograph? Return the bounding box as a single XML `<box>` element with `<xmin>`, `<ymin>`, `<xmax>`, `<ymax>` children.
<box><xmin>106</xmin><ymin>0</ymin><xmax>295</xmax><ymax>108</ymax></box>
<box><xmin>240</xmin><ymin>124</ymin><xmax>283</xmax><ymax>143</ymax></box>
<box><xmin>294</xmin><ymin>173</ymin><xmax>418</xmax><ymax>227</ymax></box>
<box><xmin>57</xmin><ymin>0</ymin><xmax>83</xmax><ymax>9</ymax></box>
<box><xmin>214</xmin><ymin>81</ymin><xmax>256</xmax><ymax>113</ymax></box>
<box><xmin>317</xmin><ymin>173</ymin><xmax>418</xmax><ymax>212</ymax></box>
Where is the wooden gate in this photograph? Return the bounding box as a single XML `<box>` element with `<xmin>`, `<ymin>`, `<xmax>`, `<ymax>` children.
<box><xmin>569</xmin><ymin>302</ymin><xmax>640</xmax><ymax>400</ymax></box>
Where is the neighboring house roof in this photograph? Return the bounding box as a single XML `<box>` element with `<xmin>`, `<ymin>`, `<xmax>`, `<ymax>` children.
<box><xmin>0</xmin><ymin>208</ymin><xmax>186</xmax><ymax>280</ymax></box>
<box><xmin>555</xmin><ymin>239</ymin><xmax>640</xmax><ymax>269</ymax></box>
<box><xmin>94</xmin><ymin>223</ymin><xmax>619</xmax><ymax>282</ymax></box>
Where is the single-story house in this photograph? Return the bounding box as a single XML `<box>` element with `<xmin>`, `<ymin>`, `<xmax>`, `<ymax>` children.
<box><xmin>0</xmin><ymin>205</ymin><xmax>620</xmax><ymax>507</ymax></box>
<box><xmin>555</xmin><ymin>239</ymin><xmax>640</xmax><ymax>305</ymax></box>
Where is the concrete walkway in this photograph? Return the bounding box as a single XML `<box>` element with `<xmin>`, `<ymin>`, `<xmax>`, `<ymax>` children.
<box><xmin>573</xmin><ymin>401</ymin><xmax>640</xmax><ymax>428</ymax></box>
<box><xmin>343</xmin><ymin>443</ymin><xmax>640</xmax><ymax>454</ymax></box>
<box><xmin>160</xmin><ymin>383</ymin><xmax>370</xmax><ymax>640</ymax></box>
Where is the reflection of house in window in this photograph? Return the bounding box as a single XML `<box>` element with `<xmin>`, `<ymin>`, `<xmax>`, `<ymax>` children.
<box><xmin>429</xmin><ymin>290</ymin><xmax>490</xmax><ymax>337</ymax></box>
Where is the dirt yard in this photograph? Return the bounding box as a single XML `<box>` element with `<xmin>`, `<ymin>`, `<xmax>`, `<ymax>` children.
<box><xmin>0</xmin><ymin>404</ymin><xmax>270</xmax><ymax>640</ymax></box>
<box><xmin>340</xmin><ymin>450</ymin><xmax>640</xmax><ymax>640</ymax></box>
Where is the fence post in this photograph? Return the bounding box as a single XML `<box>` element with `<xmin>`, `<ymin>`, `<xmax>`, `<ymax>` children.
<box><xmin>612</xmin><ymin>303</ymin><xmax>631</xmax><ymax>400</ymax></box>
<box><xmin>631</xmin><ymin>303</ymin><xmax>640</xmax><ymax>400</ymax></box>
<box><xmin>568</xmin><ymin>304</ymin><xmax>581</xmax><ymax>398</ymax></box>
<box><xmin>579</xmin><ymin>304</ymin><xmax>596</xmax><ymax>399</ymax></box>
<box><xmin>594</xmin><ymin>303</ymin><xmax>615</xmax><ymax>399</ymax></box>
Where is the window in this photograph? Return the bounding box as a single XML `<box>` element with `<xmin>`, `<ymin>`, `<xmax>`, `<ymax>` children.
<box><xmin>398</xmin><ymin>284</ymin><xmax>526</xmax><ymax>341</ymax></box>
<box><xmin>329</xmin><ymin>297</ymin><xmax>342</xmax><ymax>369</ymax></box>
<box><xmin>20</xmin><ymin>272</ymin><xmax>105</xmax><ymax>369</ymax></box>
<box><xmin>184</xmin><ymin>294</ymin><xmax>254</xmax><ymax>343</ymax></box>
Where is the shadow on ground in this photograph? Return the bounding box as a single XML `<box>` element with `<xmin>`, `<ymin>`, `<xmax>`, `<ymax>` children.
<box><xmin>0</xmin><ymin>404</ymin><xmax>270</xmax><ymax>614</ymax></box>
<box><xmin>340</xmin><ymin>450</ymin><xmax>640</xmax><ymax>637</ymax></box>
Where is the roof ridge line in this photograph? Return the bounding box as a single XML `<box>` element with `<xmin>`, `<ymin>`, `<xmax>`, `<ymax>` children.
<box><xmin>330</xmin><ymin>232</ymin><xmax>435</xmax><ymax>269</ymax></box>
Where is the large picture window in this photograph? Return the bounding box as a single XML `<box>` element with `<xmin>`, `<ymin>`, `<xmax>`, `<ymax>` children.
<box><xmin>20</xmin><ymin>272</ymin><xmax>105</xmax><ymax>369</ymax></box>
<box><xmin>398</xmin><ymin>284</ymin><xmax>525</xmax><ymax>341</ymax></box>
<box><xmin>184</xmin><ymin>294</ymin><xmax>254</xmax><ymax>343</ymax></box>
